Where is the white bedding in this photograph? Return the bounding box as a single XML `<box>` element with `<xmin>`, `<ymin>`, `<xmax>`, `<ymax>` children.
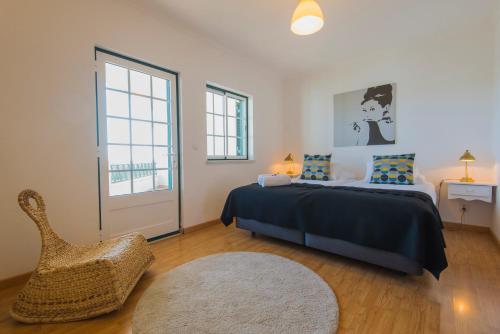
<box><xmin>291</xmin><ymin>178</ymin><xmax>354</xmax><ymax>187</ymax></box>
<box><xmin>292</xmin><ymin>178</ymin><xmax>437</xmax><ymax>204</ymax></box>
<box><xmin>343</xmin><ymin>180</ymin><xmax>437</xmax><ymax>204</ymax></box>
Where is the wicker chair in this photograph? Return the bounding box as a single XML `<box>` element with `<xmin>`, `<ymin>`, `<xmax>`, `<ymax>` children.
<box><xmin>11</xmin><ymin>189</ymin><xmax>155</xmax><ymax>323</ymax></box>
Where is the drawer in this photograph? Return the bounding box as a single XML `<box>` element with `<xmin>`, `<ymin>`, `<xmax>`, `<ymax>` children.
<box><xmin>448</xmin><ymin>184</ymin><xmax>491</xmax><ymax>197</ymax></box>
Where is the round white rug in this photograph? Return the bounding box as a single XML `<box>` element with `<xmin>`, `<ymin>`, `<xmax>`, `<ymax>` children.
<box><xmin>133</xmin><ymin>252</ymin><xmax>338</xmax><ymax>334</ymax></box>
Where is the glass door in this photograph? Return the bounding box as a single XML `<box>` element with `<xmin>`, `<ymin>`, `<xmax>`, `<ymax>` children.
<box><xmin>96</xmin><ymin>50</ymin><xmax>179</xmax><ymax>240</ymax></box>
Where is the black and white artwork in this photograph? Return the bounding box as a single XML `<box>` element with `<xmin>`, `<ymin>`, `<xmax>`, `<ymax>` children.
<box><xmin>334</xmin><ymin>83</ymin><xmax>396</xmax><ymax>147</ymax></box>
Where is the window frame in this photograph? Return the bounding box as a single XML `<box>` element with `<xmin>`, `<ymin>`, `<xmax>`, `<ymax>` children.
<box><xmin>206</xmin><ymin>84</ymin><xmax>249</xmax><ymax>161</ymax></box>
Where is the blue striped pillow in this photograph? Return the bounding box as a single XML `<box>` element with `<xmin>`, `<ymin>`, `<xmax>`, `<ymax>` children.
<box><xmin>300</xmin><ymin>154</ymin><xmax>332</xmax><ymax>181</ymax></box>
<box><xmin>370</xmin><ymin>154</ymin><xmax>415</xmax><ymax>185</ymax></box>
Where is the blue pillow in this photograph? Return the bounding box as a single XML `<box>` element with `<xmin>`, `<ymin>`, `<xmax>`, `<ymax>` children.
<box><xmin>300</xmin><ymin>154</ymin><xmax>332</xmax><ymax>181</ymax></box>
<box><xmin>370</xmin><ymin>153</ymin><xmax>415</xmax><ymax>185</ymax></box>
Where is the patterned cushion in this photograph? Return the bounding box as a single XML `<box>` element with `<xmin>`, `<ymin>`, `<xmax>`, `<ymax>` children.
<box><xmin>300</xmin><ymin>154</ymin><xmax>332</xmax><ymax>181</ymax></box>
<box><xmin>370</xmin><ymin>154</ymin><xmax>415</xmax><ymax>185</ymax></box>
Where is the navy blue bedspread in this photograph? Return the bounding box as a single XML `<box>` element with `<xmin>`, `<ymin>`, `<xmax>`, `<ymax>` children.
<box><xmin>221</xmin><ymin>183</ymin><xmax>448</xmax><ymax>279</ymax></box>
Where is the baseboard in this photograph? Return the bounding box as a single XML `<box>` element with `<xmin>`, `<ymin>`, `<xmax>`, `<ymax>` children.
<box><xmin>182</xmin><ymin>219</ymin><xmax>221</xmax><ymax>234</ymax></box>
<box><xmin>443</xmin><ymin>222</ymin><xmax>490</xmax><ymax>232</ymax></box>
<box><xmin>0</xmin><ymin>271</ymin><xmax>31</xmax><ymax>290</ymax></box>
<box><xmin>0</xmin><ymin>221</ymin><xmax>220</xmax><ymax>287</ymax></box>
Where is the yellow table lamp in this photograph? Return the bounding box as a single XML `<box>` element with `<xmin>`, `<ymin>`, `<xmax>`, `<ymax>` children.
<box><xmin>459</xmin><ymin>150</ymin><xmax>475</xmax><ymax>183</ymax></box>
<box><xmin>284</xmin><ymin>153</ymin><xmax>294</xmax><ymax>175</ymax></box>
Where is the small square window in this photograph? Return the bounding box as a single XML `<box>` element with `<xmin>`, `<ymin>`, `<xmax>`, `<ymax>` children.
<box><xmin>206</xmin><ymin>86</ymin><xmax>248</xmax><ymax>160</ymax></box>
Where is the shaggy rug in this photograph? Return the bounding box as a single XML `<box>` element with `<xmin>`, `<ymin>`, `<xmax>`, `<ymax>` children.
<box><xmin>133</xmin><ymin>252</ymin><xmax>338</xmax><ymax>334</ymax></box>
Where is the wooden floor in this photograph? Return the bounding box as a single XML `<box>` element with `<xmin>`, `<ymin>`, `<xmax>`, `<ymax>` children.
<box><xmin>1</xmin><ymin>224</ymin><xmax>499</xmax><ymax>334</ymax></box>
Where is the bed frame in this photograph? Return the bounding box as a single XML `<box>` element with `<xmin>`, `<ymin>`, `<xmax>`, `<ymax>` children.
<box><xmin>236</xmin><ymin>217</ymin><xmax>423</xmax><ymax>275</ymax></box>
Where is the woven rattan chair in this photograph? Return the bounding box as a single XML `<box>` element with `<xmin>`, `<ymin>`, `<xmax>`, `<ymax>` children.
<box><xmin>11</xmin><ymin>189</ymin><xmax>155</xmax><ymax>323</ymax></box>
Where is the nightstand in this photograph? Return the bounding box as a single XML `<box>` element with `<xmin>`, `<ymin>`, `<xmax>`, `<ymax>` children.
<box><xmin>445</xmin><ymin>181</ymin><xmax>496</xmax><ymax>203</ymax></box>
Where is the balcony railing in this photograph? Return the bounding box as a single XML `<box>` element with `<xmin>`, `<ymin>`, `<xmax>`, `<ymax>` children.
<box><xmin>109</xmin><ymin>163</ymin><xmax>156</xmax><ymax>183</ymax></box>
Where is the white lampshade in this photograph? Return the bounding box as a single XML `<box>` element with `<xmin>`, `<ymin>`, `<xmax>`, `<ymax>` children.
<box><xmin>291</xmin><ymin>0</ymin><xmax>324</xmax><ymax>36</ymax></box>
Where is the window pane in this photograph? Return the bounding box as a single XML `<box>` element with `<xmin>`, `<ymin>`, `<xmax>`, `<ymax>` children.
<box><xmin>206</xmin><ymin>92</ymin><xmax>213</xmax><ymax>114</ymax></box>
<box><xmin>153</xmin><ymin>123</ymin><xmax>168</xmax><ymax>146</ymax></box>
<box><xmin>131</xmin><ymin>120</ymin><xmax>152</xmax><ymax>145</ymax></box>
<box><xmin>153</xmin><ymin>99</ymin><xmax>168</xmax><ymax>123</ymax></box>
<box><xmin>214</xmin><ymin>94</ymin><xmax>224</xmax><ymax>115</ymax></box>
<box><xmin>214</xmin><ymin>115</ymin><xmax>224</xmax><ymax>136</ymax></box>
<box><xmin>131</xmin><ymin>95</ymin><xmax>151</xmax><ymax>120</ymax></box>
<box><xmin>207</xmin><ymin>136</ymin><xmax>214</xmax><ymax>156</ymax></box>
<box><xmin>105</xmin><ymin>63</ymin><xmax>128</xmax><ymax>91</ymax></box>
<box><xmin>155</xmin><ymin>169</ymin><xmax>170</xmax><ymax>190</ymax></box>
<box><xmin>154</xmin><ymin>146</ymin><xmax>169</xmax><ymax>169</ymax></box>
<box><xmin>130</xmin><ymin>70</ymin><xmax>150</xmax><ymax>96</ymax></box>
<box><xmin>227</xmin><ymin>137</ymin><xmax>237</xmax><ymax>156</ymax></box>
<box><xmin>237</xmin><ymin>137</ymin><xmax>246</xmax><ymax>156</ymax></box>
<box><xmin>132</xmin><ymin>146</ymin><xmax>153</xmax><ymax>168</ymax></box>
<box><xmin>214</xmin><ymin>136</ymin><xmax>224</xmax><ymax>156</ymax></box>
<box><xmin>109</xmin><ymin>171</ymin><xmax>131</xmax><ymax>196</ymax></box>
<box><xmin>152</xmin><ymin>77</ymin><xmax>167</xmax><ymax>99</ymax></box>
<box><xmin>133</xmin><ymin>170</ymin><xmax>154</xmax><ymax>194</ymax></box>
<box><xmin>206</xmin><ymin>114</ymin><xmax>213</xmax><ymax>135</ymax></box>
<box><xmin>106</xmin><ymin>90</ymin><xmax>129</xmax><ymax>118</ymax></box>
<box><xmin>237</xmin><ymin>118</ymin><xmax>246</xmax><ymax>137</ymax></box>
<box><xmin>236</xmin><ymin>100</ymin><xmax>245</xmax><ymax>118</ymax></box>
<box><xmin>107</xmin><ymin>118</ymin><xmax>130</xmax><ymax>144</ymax></box>
<box><xmin>108</xmin><ymin>145</ymin><xmax>130</xmax><ymax>170</ymax></box>
<box><xmin>227</xmin><ymin>116</ymin><xmax>236</xmax><ymax>137</ymax></box>
<box><xmin>227</xmin><ymin>98</ymin><xmax>236</xmax><ymax>117</ymax></box>
<box><xmin>205</xmin><ymin>86</ymin><xmax>248</xmax><ymax>159</ymax></box>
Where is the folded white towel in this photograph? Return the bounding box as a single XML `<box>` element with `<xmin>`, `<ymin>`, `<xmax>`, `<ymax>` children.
<box><xmin>257</xmin><ymin>174</ymin><xmax>291</xmax><ymax>187</ymax></box>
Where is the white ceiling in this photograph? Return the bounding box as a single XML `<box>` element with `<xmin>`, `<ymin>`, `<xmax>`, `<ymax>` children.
<box><xmin>150</xmin><ymin>0</ymin><xmax>498</xmax><ymax>74</ymax></box>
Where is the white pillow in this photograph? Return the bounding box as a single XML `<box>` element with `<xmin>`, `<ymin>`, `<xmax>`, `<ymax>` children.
<box><xmin>363</xmin><ymin>160</ymin><xmax>373</xmax><ymax>182</ymax></box>
<box><xmin>363</xmin><ymin>159</ymin><xmax>425</xmax><ymax>184</ymax></box>
<box><xmin>414</xmin><ymin>170</ymin><xmax>428</xmax><ymax>184</ymax></box>
<box><xmin>329</xmin><ymin>162</ymin><xmax>337</xmax><ymax>180</ymax></box>
<box><xmin>332</xmin><ymin>163</ymin><xmax>356</xmax><ymax>180</ymax></box>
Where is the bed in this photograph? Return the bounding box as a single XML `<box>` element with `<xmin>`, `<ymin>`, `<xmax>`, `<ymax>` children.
<box><xmin>220</xmin><ymin>176</ymin><xmax>448</xmax><ymax>279</ymax></box>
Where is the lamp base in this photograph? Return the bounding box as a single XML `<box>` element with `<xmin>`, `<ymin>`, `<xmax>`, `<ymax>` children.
<box><xmin>286</xmin><ymin>171</ymin><xmax>294</xmax><ymax>175</ymax></box>
<box><xmin>460</xmin><ymin>177</ymin><xmax>475</xmax><ymax>183</ymax></box>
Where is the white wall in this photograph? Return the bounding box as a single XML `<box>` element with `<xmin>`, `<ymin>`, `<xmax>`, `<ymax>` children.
<box><xmin>0</xmin><ymin>0</ymin><xmax>284</xmax><ymax>280</ymax></box>
<box><xmin>283</xmin><ymin>22</ymin><xmax>496</xmax><ymax>226</ymax></box>
<box><xmin>493</xmin><ymin>6</ymin><xmax>500</xmax><ymax>241</ymax></box>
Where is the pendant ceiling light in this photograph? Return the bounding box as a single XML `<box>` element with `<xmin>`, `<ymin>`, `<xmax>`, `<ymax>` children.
<box><xmin>291</xmin><ymin>0</ymin><xmax>324</xmax><ymax>36</ymax></box>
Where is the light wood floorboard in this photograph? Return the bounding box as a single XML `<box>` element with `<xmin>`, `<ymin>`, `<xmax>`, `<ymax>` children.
<box><xmin>1</xmin><ymin>224</ymin><xmax>499</xmax><ymax>334</ymax></box>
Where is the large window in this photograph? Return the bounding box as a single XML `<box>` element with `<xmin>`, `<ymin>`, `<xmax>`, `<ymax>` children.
<box><xmin>103</xmin><ymin>62</ymin><xmax>174</xmax><ymax>196</ymax></box>
<box><xmin>206</xmin><ymin>85</ymin><xmax>248</xmax><ymax>160</ymax></box>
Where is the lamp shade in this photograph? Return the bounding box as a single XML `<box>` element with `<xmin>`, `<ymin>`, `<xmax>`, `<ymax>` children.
<box><xmin>284</xmin><ymin>153</ymin><xmax>294</xmax><ymax>162</ymax></box>
<box><xmin>459</xmin><ymin>150</ymin><xmax>475</xmax><ymax>162</ymax></box>
<box><xmin>291</xmin><ymin>0</ymin><xmax>324</xmax><ymax>36</ymax></box>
